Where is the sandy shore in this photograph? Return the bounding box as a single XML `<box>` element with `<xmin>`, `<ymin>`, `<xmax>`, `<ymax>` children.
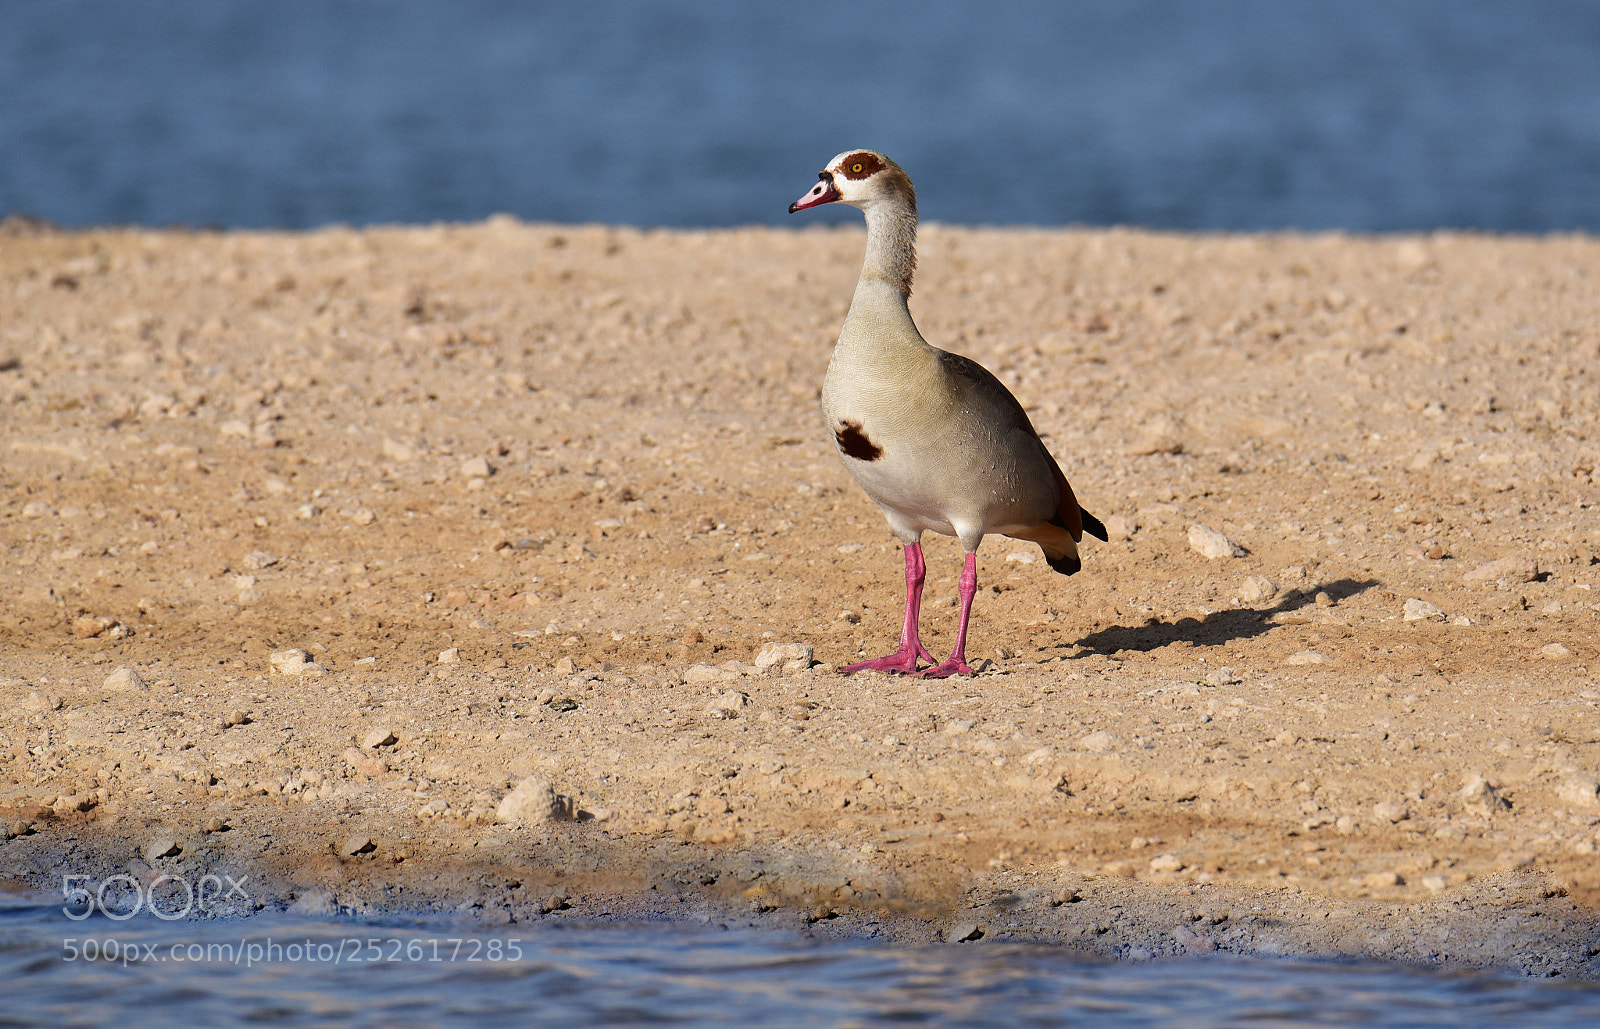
<box><xmin>1</xmin><ymin>216</ymin><xmax>1598</xmax><ymax>974</ymax></box>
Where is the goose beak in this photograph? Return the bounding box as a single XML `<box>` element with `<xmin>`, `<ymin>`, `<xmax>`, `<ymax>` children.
<box><xmin>789</xmin><ymin>173</ymin><xmax>840</xmax><ymax>213</ymax></box>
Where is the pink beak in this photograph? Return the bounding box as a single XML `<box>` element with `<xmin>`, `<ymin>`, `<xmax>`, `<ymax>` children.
<box><xmin>789</xmin><ymin>174</ymin><xmax>840</xmax><ymax>213</ymax></box>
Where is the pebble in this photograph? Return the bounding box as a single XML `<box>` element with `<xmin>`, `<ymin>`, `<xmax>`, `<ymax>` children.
<box><xmin>1362</xmin><ymin>871</ymin><xmax>1403</xmax><ymax>888</ymax></box>
<box><xmin>222</xmin><ymin>709</ymin><xmax>249</xmax><ymax>728</ymax></box>
<box><xmin>338</xmin><ymin>835</ymin><xmax>375</xmax><ymax>858</ymax></box>
<box><xmin>946</xmin><ymin>921</ymin><xmax>984</xmax><ymax>943</ymax></box>
<box><xmin>1204</xmin><ymin>666</ymin><xmax>1240</xmax><ymax>686</ymax></box>
<box><xmin>1283</xmin><ymin>650</ymin><xmax>1333</xmax><ymax>666</ymax></box>
<box><xmin>25</xmin><ymin>691</ymin><xmax>61</xmax><ymax>712</ymax></box>
<box><xmin>363</xmin><ymin>727</ymin><xmax>397</xmax><ymax>749</ymax></box>
<box><xmin>1148</xmin><ymin>853</ymin><xmax>1185</xmax><ymax>873</ymax></box>
<box><xmin>683</xmin><ymin>663</ymin><xmax>735</xmax><ymax>685</ymax></box>
<box><xmin>381</xmin><ymin>437</ymin><xmax>416</xmax><ymax>461</ymax></box>
<box><xmin>1188</xmin><ymin>523</ymin><xmax>1244</xmax><ymax>559</ymax></box>
<box><xmin>1079</xmin><ymin>730</ymin><xmax>1116</xmax><ymax>753</ymax></box>
<box><xmin>104</xmin><ymin>666</ymin><xmax>148</xmax><ymax>692</ymax></box>
<box><xmin>344</xmin><ymin>747</ymin><xmax>388</xmax><ymax>777</ymax></box>
<box><xmin>1557</xmin><ymin>775</ymin><xmax>1599</xmax><ymax>808</ymax></box>
<box><xmin>438</xmin><ymin>647</ymin><xmax>460</xmax><ymax>664</ymax></box>
<box><xmin>270</xmin><ymin>649</ymin><xmax>327</xmax><ymax>676</ymax></box>
<box><xmin>241</xmin><ymin>550</ymin><xmax>279</xmax><ymax>570</ymax></box>
<box><xmin>495</xmin><ymin>778</ymin><xmax>565</xmax><ymax>826</ymax></box>
<box><xmin>1540</xmin><ymin>643</ymin><xmax>1573</xmax><ymax>661</ymax></box>
<box><xmin>22</xmin><ymin>501</ymin><xmax>56</xmax><ymax>519</ymax></box>
<box><xmin>1373</xmin><ymin>801</ymin><xmax>1410</xmax><ymax>823</ymax></box>
<box><xmin>287</xmin><ymin>888</ymin><xmax>336</xmax><ymax>916</ymax></box>
<box><xmin>1102</xmin><ymin>514</ymin><xmax>1137</xmax><ymax>540</ymax></box>
<box><xmin>459</xmin><ymin>456</ymin><xmax>492</xmax><ymax>479</ymax></box>
<box><xmin>145</xmin><ymin>837</ymin><xmax>181</xmax><ymax>861</ymax></box>
<box><xmin>1004</xmin><ymin>550</ymin><xmax>1037</xmax><ymax>564</ymax></box>
<box><xmin>753</xmin><ymin>641</ymin><xmax>813</xmax><ymax>673</ymax></box>
<box><xmin>1172</xmin><ymin>925</ymin><xmax>1217</xmax><ymax>954</ymax></box>
<box><xmin>1463</xmin><ymin>555</ymin><xmax>1538</xmax><ymax>583</ymax></box>
<box><xmin>1460</xmin><ymin>774</ymin><xmax>1509</xmax><ymax>813</ymax></box>
<box><xmin>706</xmin><ymin>691</ymin><xmax>748</xmax><ymax>719</ymax></box>
<box><xmin>836</xmin><ymin>609</ymin><xmax>861</xmax><ymax>624</ymax></box>
<box><xmin>203</xmin><ymin>816</ymin><xmax>229</xmax><ymax>833</ymax></box>
<box><xmin>1402</xmin><ymin>598</ymin><xmax>1445</xmax><ymax>621</ymax></box>
<box><xmin>1421</xmin><ymin>875</ymin><xmax>1448</xmax><ymax>894</ymax></box>
<box><xmin>1237</xmin><ymin>576</ymin><xmax>1277</xmax><ymax>603</ymax></box>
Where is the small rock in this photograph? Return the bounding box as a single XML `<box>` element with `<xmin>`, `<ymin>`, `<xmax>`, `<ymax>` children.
<box><xmin>1148</xmin><ymin>853</ymin><xmax>1185</xmax><ymax>873</ymax></box>
<box><xmin>1079</xmin><ymin>730</ymin><xmax>1116</xmax><ymax>753</ymax></box>
<box><xmin>1463</xmin><ymin>556</ymin><xmax>1538</xmax><ymax>583</ymax></box>
<box><xmin>552</xmin><ymin>656</ymin><xmax>576</xmax><ymax>676</ymax></box>
<box><xmin>706</xmin><ymin>691</ymin><xmax>748</xmax><ymax>719</ymax></box>
<box><xmin>437</xmin><ymin>647</ymin><xmax>460</xmax><ymax>664</ymax></box>
<box><xmin>25</xmin><ymin>691</ymin><xmax>62</xmax><ymax>712</ymax></box>
<box><xmin>1102</xmin><ymin>514</ymin><xmax>1137</xmax><ymax>540</ymax></box>
<box><xmin>683</xmin><ymin>663</ymin><xmax>734</xmax><ymax>685</ymax></box>
<box><xmin>1403</xmin><ymin>598</ymin><xmax>1445</xmax><ymax>621</ymax></box>
<box><xmin>1173</xmin><ymin>925</ymin><xmax>1217</xmax><ymax>953</ymax></box>
<box><xmin>203</xmin><ymin>816</ymin><xmax>229</xmax><ymax>833</ymax></box>
<box><xmin>1237</xmin><ymin>576</ymin><xmax>1277</xmax><ymax>604</ymax></box>
<box><xmin>22</xmin><ymin>501</ymin><xmax>56</xmax><ymax>519</ymax></box>
<box><xmin>1460</xmin><ymin>774</ymin><xmax>1509</xmax><ymax>812</ymax></box>
<box><xmin>222</xmin><ymin>709</ymin><xmax>249</xmax><ymax>728</ymax></box>
<box><xmin>363</xmin><ymin>727</ymin><xmax>397</xmax><ymax>749</ymax></box>
<box><xmin>241</xmin><ymin>551</ymin><xmax>279</xmax><ymax>570</ymax></box>
<box><xmin>459</xmin><ymin>456</ymin><xmax>492</xmax><ymax>479</ymax></box>
<box><xmin>73</xmin><ymin>614</ymin><xmax>116</xmax><ymax>638</ymax></box>
<box><xmin>496</xmin><ymin>777</ymin><xmax>565</xmax><ymax>826</ymax></box>
<box><xmin>1421</xmin><ymin>875</ymin><xmax>1448</xmax><ymax>894</ymax></box>
<box><xmin>753</xmin><ymin>641</ymin><xmax>814</xmax><ymax>673</ymax></box>
<box><xmin>104</xmin><ymin>667</ymin><xmax>148</xmax><ymax>692</ymax></box>
<box><xmin>381</xmin><ymin>438</ymin><xmax>416</xmax><ymax>462</ymax></box>
<box><xmin>145</xmin><ymin>837</ymin><xmax>180</xmax><ymax>861</ymax></box>
<box><xmin>1204</xmin><ymin>666</ymin><xmax>1240</xmax><ymax>686</ymax></box>
<box><xmin>946</xmin><ymin>921</ymin><xmax>984</xmax><ymax>943</ymax></box>
<box><xmin>270</xmin><ymin>649</ymin><xmax>327</xmax><ymax>676</ymax></box>
<box><xmin>287</xmin><ymin>888</ymin><xmax>336</xmax><ymax>916</ymax></box>
<box><xmin>1373</xmin><ymin>801</ymin><xmax>1410</xmax><ymax>823</ymax></box>
<box><xmin>1540</xmin><ymin>643</ymin><xmax>1573</xmax><ymax>661</ymax></box>
<box><xmin>1362</xmin><ymin>871</ymin><xmax>1404</xmax><ymax>888</ymax></box>
<box><xmin>344</xmin><ymin>747</ymin><xmax>387</xmax><ymax>777</ymax></box>
<box><xmin>1283</xmin><ymin>650</ymin><xmax>1333</xmax><ymax>666</ymax></box>
<box><xmin>1188</xmin><ymin>523</ymin><xmax>1245</xmax><ymax>560</ymax></box>
<box><xmin>338</xmin><ymin>835</ymin><xmax>375</xmax><ymax>858</ymax></box>
<box><xmin>836</xmin><ymin>609</ymin><xmax>861</xmax><ymax>624</ymax></box>
<box><xmin>1557</xmin><ymin>776</ymin><xmax>1599</xmax><ymax>808</ymax></box>
<box><xmin>1004</xmin><ymin>550</ymin><xmax>1037</xmax><ymax>564</ymax></box>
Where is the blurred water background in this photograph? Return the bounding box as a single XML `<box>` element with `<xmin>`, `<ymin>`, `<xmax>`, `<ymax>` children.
<box><xmin>3</xmin><ymin>0</ymin><xmax>1599</xmax><ymax>231</ymax></box>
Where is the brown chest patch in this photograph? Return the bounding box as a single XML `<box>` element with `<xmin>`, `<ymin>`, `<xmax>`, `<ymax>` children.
<box><xmin>834</xmin><ymin>420</ymin><xmax>883</xmax><ymax>461</ymax></box>
<box><xmin>838</xmin><ymin>152</ymin><xmax>886</xmax><ymax>180</ymax></box>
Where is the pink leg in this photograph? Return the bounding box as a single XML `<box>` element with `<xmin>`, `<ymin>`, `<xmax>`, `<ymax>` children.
<box><xmin>919</xmin><ymin>553</ymin><xmax>978</xmax><ymax>678</ymax></box>
<box><xmin>842</xmin><ymin>542</ymin><xmax>937</xmax><ymax>674</ymax></box>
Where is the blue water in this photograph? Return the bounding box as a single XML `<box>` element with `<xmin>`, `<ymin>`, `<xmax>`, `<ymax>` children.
<box><xmin>3</xmin><ymin>0</ymin><xmax>1600</xmax><ymax>231</ymax></box>
<box><xmin>5</xmin><ymin>902</ymin><xmax>1600</xmax><ymax>1028</ymax></box>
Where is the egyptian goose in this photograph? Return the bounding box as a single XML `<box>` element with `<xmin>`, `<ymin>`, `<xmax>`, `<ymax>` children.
<box><xmin>790</xmin><ymin>149</ymin><xmax>1107</xmax><ymax>677</ymax></box>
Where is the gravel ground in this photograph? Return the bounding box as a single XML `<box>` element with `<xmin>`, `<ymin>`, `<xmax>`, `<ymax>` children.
<box><xmin>1</xmin><ymin>216</ymin><xmax>1598</xmax><ymax>975</ymax></box>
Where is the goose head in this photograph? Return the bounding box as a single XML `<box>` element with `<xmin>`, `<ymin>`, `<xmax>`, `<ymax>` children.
<box><xmin>789</xmin><ymin>149</ymin><xmax>916</xmax><ymax>215</ymax></box>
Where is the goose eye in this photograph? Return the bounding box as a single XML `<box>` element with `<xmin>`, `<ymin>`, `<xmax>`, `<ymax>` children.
<box><xmin>850</xmin><ymin>163</ymin><xmax>864</xmax><ymax>174</ymax></box>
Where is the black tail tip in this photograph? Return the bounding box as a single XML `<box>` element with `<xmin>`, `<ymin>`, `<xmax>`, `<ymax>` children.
<box><xmin>1045</xmin><ymin>552</ymin><xmax>1082</xmax><ymax>576</ymax></box>
<box><xmin>1082</xmin><ymin>510</ymin><xmax>1109</xmax><ymax>542</ymax></box>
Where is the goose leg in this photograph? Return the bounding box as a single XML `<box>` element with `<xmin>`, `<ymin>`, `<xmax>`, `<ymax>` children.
<box><xmin>842</xmin><ymin>542</ymin><xmax>937</xmax><ymax>674</ymax></box>
<box><xmin>918</xmin><ymin>552</ymin><xmax>978</xmax><ymax>678</ymax></box>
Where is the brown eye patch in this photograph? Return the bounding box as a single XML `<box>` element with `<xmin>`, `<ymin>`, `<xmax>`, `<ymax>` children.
<box><xmin>838</xmin><ymin>152</ymin><xmax>885</xmax><ymax>180</ymax></box>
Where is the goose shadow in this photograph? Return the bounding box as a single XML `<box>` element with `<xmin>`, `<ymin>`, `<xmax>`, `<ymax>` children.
<box><xmin>1062</xmin><ymin>578</ymin><xmax>1380</xmax><ymax>656</ymax></box>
